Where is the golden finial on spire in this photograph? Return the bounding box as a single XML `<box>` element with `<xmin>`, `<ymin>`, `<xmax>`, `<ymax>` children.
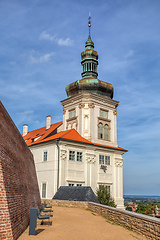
<box><xmin>88</xmin><ymin>12</ymin><xmax>91</xmax><ymax>28</ymax></box>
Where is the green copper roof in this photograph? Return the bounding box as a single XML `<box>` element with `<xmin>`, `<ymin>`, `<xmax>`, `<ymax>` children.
<box><xmin>65</xmin><ymin>77</ymin><xmax>113</xmax><ymax>99</ymax></box>
<box><xmin>65</xmin><ymin>17</ymin><xmax>114</xmax><ymax>99</ymax></box>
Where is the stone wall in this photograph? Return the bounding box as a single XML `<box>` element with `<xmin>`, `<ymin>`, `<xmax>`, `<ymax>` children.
<box><xmin>88</xmin><ymin>202</ymin><xmax>160</xmax><ymax>240</ymax></box>
<box><xmin>41</xmin><ymin>199</ymin><xmax>88</xmax><ymax>209</ymax></box>
<box><xmin>0</xmin><ymin>101</ymin><xmax>41</xmax><ymax>240</ymax></box>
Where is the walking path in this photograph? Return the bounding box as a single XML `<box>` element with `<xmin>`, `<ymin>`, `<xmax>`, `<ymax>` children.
<box><xmin>19</xmin><ymin>206</ymin><xmax>147</xmax><ymax>240</ymax></box>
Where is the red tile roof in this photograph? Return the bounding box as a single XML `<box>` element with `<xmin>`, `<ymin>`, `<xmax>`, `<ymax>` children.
<box><xmin>23</xmin><ymin>122</ymin><xmax>127</xmax><ymax>152</ymax></box>
<box><xmin>23</xmin><ymin>121</ymin><xmax>63</xmax><ymax>146</ymax></box>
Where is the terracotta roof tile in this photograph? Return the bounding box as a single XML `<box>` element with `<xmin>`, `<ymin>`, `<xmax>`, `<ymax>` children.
<box><xmin>23</xmin><ymin>121</ymin><xmax>62</xmax><ymax>146</ymax></box>
<box><xmin>24</xmin><ymin>123</ymin><xmax>127</xmax><ymax>152</ymax></box>
<box><xmin>29</xmin><ymin>129</ymin><xmax>92</xmax><ymax>146</ymax></box>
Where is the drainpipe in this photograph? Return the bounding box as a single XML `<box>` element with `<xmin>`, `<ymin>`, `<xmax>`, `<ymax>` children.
<box><xmin>56</xmin><ymin>139</ymin><xmax>60</xmax><ymax>191</ymax></box>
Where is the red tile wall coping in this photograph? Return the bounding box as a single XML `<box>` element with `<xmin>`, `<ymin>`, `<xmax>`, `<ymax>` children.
<box><xmin>0</xmin><ymin>101</ymin><xmax>41</xmax><ymax>240</ymax></box>
<box><xmin>43</xmin><ymin>200</ymin><xmax>160</xmax><ymax>239</ymax></box>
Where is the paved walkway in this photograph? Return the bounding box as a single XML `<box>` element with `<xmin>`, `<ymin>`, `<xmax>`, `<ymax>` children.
<box><xmin>19</xmin><ymin>206</ymin><xmax>147</xmax><ymax>240</ymax></box>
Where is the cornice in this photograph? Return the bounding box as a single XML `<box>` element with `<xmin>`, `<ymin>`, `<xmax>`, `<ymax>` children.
<box><xmin>61</xmin><ymin>92</ymin><xmax>119</xmax><ymax>108</ymax></box>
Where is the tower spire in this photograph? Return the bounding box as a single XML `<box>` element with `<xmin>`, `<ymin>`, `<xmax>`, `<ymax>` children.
<box><xmin>85</xmin><ymin>13</ymin><xmax>94</xmax><ymax>49</ymax></box>
<box><xmin>65</xmin><ymin>17</ymin><xmax>113</xmax><ymax>99</ymax></box>
<box><xmin>88</xmin><ymin>13</ymin><xmax>91</xmax><ymax>38</ymax></box>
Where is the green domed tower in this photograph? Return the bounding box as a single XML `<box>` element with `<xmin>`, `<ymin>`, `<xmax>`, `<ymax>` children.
<box><xmin>65</xmin><ymin>17</ymin><xmax>113</xmax><ymax>99</ymax></box>
<box><xmin>62</xmin><ymin>16</ymin><xmax>119</xmax><ymax>149</ymax></box>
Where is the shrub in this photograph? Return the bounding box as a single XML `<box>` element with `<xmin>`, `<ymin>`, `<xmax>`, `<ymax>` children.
<box><xmin>96</xmin><ymin>185</ymin><xmax>117</xmax><ymax>208</ymax></box>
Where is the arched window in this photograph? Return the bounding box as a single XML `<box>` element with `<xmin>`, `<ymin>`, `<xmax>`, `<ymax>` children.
<box><xmin>104</xmin><ymin>124</ymin><xmax>109</xmax><ymax>140</ymax></box>
<box><xmin>98</xmin><ymin>123</ymin><xmax>103</xmax><ymax>139</ymax></box>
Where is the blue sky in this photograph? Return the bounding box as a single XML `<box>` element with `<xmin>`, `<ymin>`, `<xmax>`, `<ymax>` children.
<box><xmin>0</xmin><ymin>0</ymin><xmax>160</xmax><ymax>195</ymax></box>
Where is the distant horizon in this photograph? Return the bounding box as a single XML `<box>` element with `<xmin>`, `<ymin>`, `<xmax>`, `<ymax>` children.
<box><xmin>124</xmin><ymin>194</ymin><xmax>160</xmax><ymax>198</ymax></box>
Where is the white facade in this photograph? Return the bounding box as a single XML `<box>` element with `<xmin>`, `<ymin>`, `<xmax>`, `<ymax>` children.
<box><xmin>29</xmin><ymin>126</ymin><xmax>125</xmax><ymax>209</ymax></box>
<box><xmin>25</xmin><ymin>24</ymin><xmax>126</xmax><ymax>209</ymax></box>
<box><xmin>62</xmin><ymin>92</ymin><xmax>118</xmax><ymax>147</ymax></box>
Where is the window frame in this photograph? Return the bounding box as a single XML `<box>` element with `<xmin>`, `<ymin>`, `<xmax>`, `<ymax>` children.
<box><xmin>98</xmin><ymin>109</ymin><xmax>110</xmax><ymax>141</ymax></box>
<box><xmin>99</xmin><ymin>155</ymin><xmax>110</xmax><ymax>166</ymax></box>
<box><xmin>43</xmin><ymin>151</ymin><xmax>48</xmax><ymax>162</ymax></box>
<box><xmin>68</xmin><ymin>183</ymin><xmax>82</xmax><ymax>187</ymax></box>
<box><xmin>42</xmin><ymin>182</ymin><xmax>47</xmax><ymax>199</ymax></box>
<box><xmin>69</xmin><ymin>150</ymin><xmax>83</xmax><ymax>162</ymax></box>
<box><xmin>68</xmin><ymin>183</ymin><xmax>74</xmax><ymax>187</ymax></box>
<box><xmin>77</xmin><ymin>152</ymin><xmax>83</xmax><ymax>162</ymax></box>
<box><xmin>69</xmin><ymin>151</ymin><xmax>75</xmax><ymax>161</ymax></box>
<box><xmin>104</xmin><ymin>124</ymin><xmax>109</xmax><ymax>140</ymax></box>
<box><xmin>69</xmin><ymin>108</ymin><xmax>76</xmax><ymax>119</ymax></box>
<box><xmin>98</xmin><ymin>122</ymin><xmax>103</xmax><ymax>139</ymax></box>
<box><xmin>106</xmin><ymin>185</ymin><xmax>110</xmax><ymax>193</ymax></box>
<box><xmin>100</xmin><ymin>109</ymin><xmax>108</xmax><ymax>119</ymax></box>
<box><xmin>105</xmin><ymin>156</ymin><xmax>110</xmax><ymax>165</ymax></box>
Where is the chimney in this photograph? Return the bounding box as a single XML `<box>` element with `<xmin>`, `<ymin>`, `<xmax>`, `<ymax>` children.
<box><xmin>46</xmin><ymin>115</ymin><xmax>51</xmax><ymax>130</ymax></box>
<box><xmin>23</xmin><ymin>124</ymin><xmax>28</xmax><ymax>137</ymax></box>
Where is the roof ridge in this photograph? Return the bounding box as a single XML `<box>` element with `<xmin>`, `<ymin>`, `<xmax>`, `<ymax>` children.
<box><xmin>26</xmin><ymin>121</ymin><xmax>63</xmax><ymax>134</ymax></box>
<box><xmin>58</xmin><ymin>129</ymin><xmax>74</xmax><ymax>138</ymax></box>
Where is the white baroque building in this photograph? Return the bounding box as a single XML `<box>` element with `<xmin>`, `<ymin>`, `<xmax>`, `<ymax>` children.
<box><xmin>23</xmin><ymin>21</ymin><xmax>127</xmax><ymax>209</ymax></box>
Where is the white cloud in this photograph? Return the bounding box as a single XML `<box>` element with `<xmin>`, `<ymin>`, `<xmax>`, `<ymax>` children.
<box><xmin>124</xmin><ymin>50</ymin><xmax>134</xmax><ymax>59</ymax></box>
<box><xmin>17</xmin><ymin>111</ymin><xmax>34</xmax><ymax>115</ymax></box>
<box><xmin>30</xmin><ymin>52</ymin><xmax>55</xmax><ymax>64</ymax></box>
<box><xmin>39</xmin><ymin>31</ymin><xmax>74</xmax><ymax>46</ymax></box>
<box><xmin>39</xmin><ymin>31</ymin><xmax>56</xmax><ymax>41</ymax></box>
<box><xmin>56</xmin><ymin>37</ymin><xmax>73</xmax><ymax>46</ymax></box>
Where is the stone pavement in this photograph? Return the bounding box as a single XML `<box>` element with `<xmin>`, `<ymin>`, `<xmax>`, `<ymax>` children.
<box><xmin>19</xmin><ymin>206</ymin><xmax>147</xmax><ymax>240</ymax></box>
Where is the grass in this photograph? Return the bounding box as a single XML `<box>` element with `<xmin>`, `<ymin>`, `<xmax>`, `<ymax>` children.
<box><xmin>86</xmin><ymin>208</ymin><xmax>146</xmax><ymax>239</ymax></box>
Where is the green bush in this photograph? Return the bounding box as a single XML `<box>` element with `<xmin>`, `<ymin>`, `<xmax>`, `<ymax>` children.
<box><xmin>96</xmin><ymin>185</ymin><xmax>117</xmax><ymax>208</ymax></box>
<box><xmin>126</xmin><ymin>206</ymin><xmax>132</xmax><ymax>211</ymax></box>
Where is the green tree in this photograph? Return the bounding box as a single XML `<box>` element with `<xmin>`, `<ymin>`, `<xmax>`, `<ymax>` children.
<box><xmin>126</xmin><ymin>206</ymin><xmax>132</xmax><ymax>211</ymax></box>
<box><xmin>136</xmin><ymin>204</ymin><xmax>146</xmax><ymax>214</ymax></box>
<box><xmin>96</xmin><ymin>185</ymin><xmax>116</xmax><ymax>208</ymax></box>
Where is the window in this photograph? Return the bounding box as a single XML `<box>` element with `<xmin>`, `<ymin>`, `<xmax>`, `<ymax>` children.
<box><xmin>104</xmin><ymin>124</ymin><xmax>109</xmax><ymax>140</ymax></box>
<box><xmin>69</xmin><ymin>110</ymin><xmax>75</xmax><ymax>119</ymax></box>
<box><xmin>98</xmin><ymin>122</ymin><xmax>110</xmax><ymax>141</ymax></box>
<box><xmin>99</xmin><ymin>155</ymin><xmax>104</xmax><ymax>164</ymax></box>
<box><xmin>69</xmin><ymin>183</ymin><xmax>74</xmax><ymax>187</ymax></box>
<box><xmin>69</xmin><ymin>151</ymin><xmax>83</xmax><ymax>162</ymax></box>
<box><xmin>105</xmin><ymin>156</ymin><xmax>110</xmax><ymax>165</ymax></box>
<box><xmin>100</xmin><ymin>110</ymin><xmax>108</xmax><ymax>118</ymax></box>
<box><xmin>98</xmin><ymin>109</ymin><xmax>110</xmax><ymax>141</ymax></box>
<box><xmin>98</xmin><ymin>123</ymin><xmax>103</xmax><ymax>139</ymax></box>
<box><xmin>68</xmin><ymin>183</ymin><xmax>82</xmax><ymax>187</ymax></box>
<box><xmin>99</xmin><ymin>155</ymin><xmax>110</xmax><ymax>165</ymax></box>
<box><xmin>77</xmin><ymin>152</ymin><xmax>82</xmax><ymax>162</ymax></box>
<box><xmin>43</xmin><ymin>151</ymin><xmax>48</xmax><ymax>161</ymax></box>
<box><xmin>69</xmin><ymin>151</ymin><xmax>75</xmax><ymax>161</ymax></box>
<box><xmin>42</xmin><ymin>183</ymin><xmax>46</xmax><ymax>198</ymax></box>
<box><xmin>106</xmin><ymin>185</ymin><xmax>110</xmax><ymax>193</ymax></box>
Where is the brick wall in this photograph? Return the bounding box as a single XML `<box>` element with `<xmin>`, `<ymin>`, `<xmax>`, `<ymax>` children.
<box><xmin>0</xmin><ymin>101</ymin><xmax>41</xmax><ymax>240</ymax></box>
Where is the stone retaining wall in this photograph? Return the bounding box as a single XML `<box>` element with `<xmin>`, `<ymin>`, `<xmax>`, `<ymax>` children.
<box><xmin>88</xmin><ymin>202</ymin><xmax>160</xmax><ymax>240</ymax></box>
<box><xmin>41</xmin><ymin>199</ymin><xmax>88</xmax><ymax>209</ymax></box>
<box><xmin>42</xmin><ymin>200</ymin><xmax>160</xmax><ymax>239</ymax></box>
